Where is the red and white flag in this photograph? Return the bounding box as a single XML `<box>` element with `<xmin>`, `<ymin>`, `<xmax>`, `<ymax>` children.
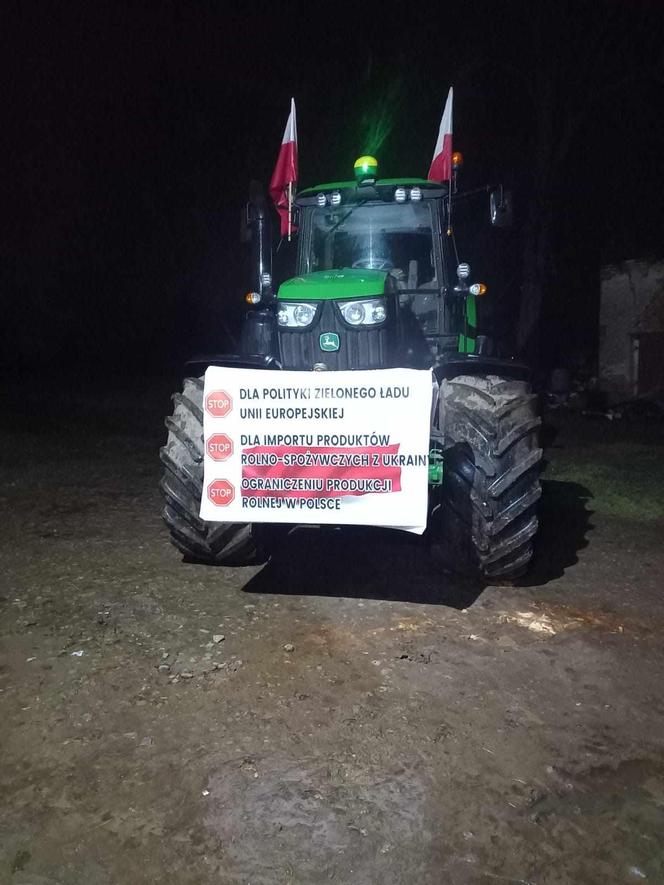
<box><xmin>269</xmin><ymin>97</ymin><xmax>298</xmax><ymax>237</ymax></box>
<box><xmin>428</xmin><ymin>87</ymin><xmax>453</xmax><ymax>182</ymax></box>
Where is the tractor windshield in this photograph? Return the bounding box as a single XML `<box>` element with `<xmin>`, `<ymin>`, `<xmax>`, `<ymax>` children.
<box><xmin>305</xmin><ymin>202</ymin><xmax>438</xmax><ymax>291</ymax></box>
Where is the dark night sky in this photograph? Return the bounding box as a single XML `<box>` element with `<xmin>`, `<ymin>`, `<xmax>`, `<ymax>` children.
<box><xmin>3</xmin><ymin>0</ymin><xmax>664</xmax><ymax>375</ymax></box>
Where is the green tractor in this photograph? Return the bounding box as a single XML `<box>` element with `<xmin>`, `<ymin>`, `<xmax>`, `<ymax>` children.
<box><xmin>161</xmin><ymin>154</ymin><xmax>542</xmax><ymax>580</ymax></box>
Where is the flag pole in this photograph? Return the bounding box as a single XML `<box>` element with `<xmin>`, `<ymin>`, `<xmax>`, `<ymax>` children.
<box><xmin>287</xmin><ymin>181</ymin><xmax>292</xmax><ymax>242</ymax></box>
<box><xmin>447</xmin><ymin>180</ymin><xmax>453</xmax><ymax>238</ymax></box>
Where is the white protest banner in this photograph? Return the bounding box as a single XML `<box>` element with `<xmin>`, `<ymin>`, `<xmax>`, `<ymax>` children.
<box><xmin>200</xmin><ymin>367</ymin><xmax>433</xmax><ymax>533</ymax></box>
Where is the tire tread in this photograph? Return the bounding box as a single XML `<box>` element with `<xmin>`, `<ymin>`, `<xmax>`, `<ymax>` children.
<box><xmin>438</xmin><ymin>374</ymin><xmax>542</xmax><ymax>579</ymax></box>
<box><xmin>160</xmin><ymin>376</ymin><xmax>261</xmax><ymax>565</ymax></box>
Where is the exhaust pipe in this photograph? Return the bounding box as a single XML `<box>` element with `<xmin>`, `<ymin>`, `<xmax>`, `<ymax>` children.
<box><xmin>247</xmin><ymin>180</ymin><xmax>273</xmax><ymax>301</ymax></box>
<box><xmin>241</xmin><ymin>181</ymin><xmax>279</xmax><ymax>359</ymax></box>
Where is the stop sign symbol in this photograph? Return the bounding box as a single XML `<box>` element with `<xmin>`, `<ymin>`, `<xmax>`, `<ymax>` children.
<box><xmin>206</xmin><ymin>433</ymin><xmax>233</xmax><ymax>461</ymax></box>
<box><xmin>207</xmin><ymin>479</ymin><xmax>235</xmax><ymax>507</ymax></box>
<box><xmin>205</xmin><ymin>389</ymin><xmax>233</xmax><ymax>417</ymax></box>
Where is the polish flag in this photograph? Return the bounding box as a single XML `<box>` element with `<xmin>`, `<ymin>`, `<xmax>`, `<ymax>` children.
<box><xmin>428</xmin><ymin>87</ymin><xmax>453</xmax><ymax>182</ymax></box>
<box><xmin>269</xmin><ymin>98</ymin><xmax>298</xmax><ymax>237</ymax></box>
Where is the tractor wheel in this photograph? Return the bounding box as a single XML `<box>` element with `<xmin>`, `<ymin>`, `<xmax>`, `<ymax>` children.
<box><xmin>160</xmin><ymin>376</ymin><xmax>263</xmax><ymax>565</ymax></box>
<box><xmin>437</xmin><ymin>374</ymin><xmax>542</xmax><ymax>580</ymax></box>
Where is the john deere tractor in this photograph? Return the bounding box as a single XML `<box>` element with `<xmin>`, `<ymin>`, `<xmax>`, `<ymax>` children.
<box><xmin>161</xmin><ymin>155</ymin><xmax>542</xmax><ymax>580</ymax></box>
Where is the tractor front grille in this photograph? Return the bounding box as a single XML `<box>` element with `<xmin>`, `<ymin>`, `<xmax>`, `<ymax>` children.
<box><xmin>278</xmin><ymin>300</ymin><xmax>393</xmax><ymax>371</ymax></box>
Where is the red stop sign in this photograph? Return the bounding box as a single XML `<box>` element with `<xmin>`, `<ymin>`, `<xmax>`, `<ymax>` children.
<box><xmin>205</xmin><ymin>389</ymin><xmax>233</xmax><ymax>417</ymax></box>
<box><xmin>207</xmin><ymin>479</ymin><xmax>235</xmax><ymax>507</ymax></box>
<box><xmin>206</xmin><ymin>433</ymin><xmax>234</xmax><ymax>461</ymax></box>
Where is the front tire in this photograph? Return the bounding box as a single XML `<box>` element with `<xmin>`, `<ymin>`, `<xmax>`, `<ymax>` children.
<box><xmin>437</xmin><ymin>374</ymin><xmax>543</xmax><ymax>580</ymax></box>
<box><xmin>160</xmin><ymin>376</ymin><xmax>263</xmax><ymax>565</ymax></box>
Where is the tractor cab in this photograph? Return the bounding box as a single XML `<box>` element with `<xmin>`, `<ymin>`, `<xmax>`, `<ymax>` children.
<box><xmin>296</xmin><ymin>178</ymin><xmax>448</xmax><ymax>341</ymax></box>
<box><xmin>273</xmin><ymin>157</ymin><xmax>471</xmax><ymax>369</ymax></box>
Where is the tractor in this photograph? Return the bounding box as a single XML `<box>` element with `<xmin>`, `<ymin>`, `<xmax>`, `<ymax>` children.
<box><xmin>160</xmin><ymin>153</ymin><xmax>542</xmax><ymax>580</ymax></box>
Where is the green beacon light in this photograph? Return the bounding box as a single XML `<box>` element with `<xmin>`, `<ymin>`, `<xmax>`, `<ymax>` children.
<box><xmin>354</xmin><ymin>155</ymin><xmax>378</xmax><ymax>184</ymax></box>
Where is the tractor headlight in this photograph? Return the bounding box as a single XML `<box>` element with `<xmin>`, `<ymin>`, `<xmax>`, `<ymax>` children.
<box><xmin>294</xmin><ymin>304</ymin><xmax>315</xmax><ymax>326</ymax></box>
<box><xmin>277</xmin><ymin>302</ymin><xmax>317</xmax><ymax>328</ymax></box>
<box><xmin>338</xmin><ymin>298</ymin><xmax>387</xmax><ymax>326</ymax></box>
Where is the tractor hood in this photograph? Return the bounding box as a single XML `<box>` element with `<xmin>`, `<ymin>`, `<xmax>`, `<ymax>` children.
<box><xmin>277</xmin><ymin>268</ymin><xmax>387</xmax><ymax>301</ymax></box>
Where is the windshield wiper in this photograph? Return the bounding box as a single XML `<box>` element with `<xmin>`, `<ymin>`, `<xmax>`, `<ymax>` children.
<box><xmin>325</xmin><ymin>200</ymin><xmax>368</xmax><ymax>238</ymax></box>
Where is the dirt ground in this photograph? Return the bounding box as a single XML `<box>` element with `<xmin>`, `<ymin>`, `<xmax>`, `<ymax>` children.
<box><xmin>1</xmin><ymin>376</ymin><xmax>664</xmax><ymax>885</ymax></box>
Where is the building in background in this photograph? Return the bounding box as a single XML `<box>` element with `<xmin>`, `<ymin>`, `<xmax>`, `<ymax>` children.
<box><xmin>599</xmin><ymin>259</ymin><xmax>664</xmax><ymax>400</ymax></box>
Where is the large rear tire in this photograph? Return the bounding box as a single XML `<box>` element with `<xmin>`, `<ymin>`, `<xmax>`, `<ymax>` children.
<box><xmin>160</xmin><ymin>376</ymin><xmax>263</xmax><ymax>565</ymax></box>
<box><xmin>437</xmin><ymin>374</ymin><xmax>542</xmax><ymax>580</ymax></box>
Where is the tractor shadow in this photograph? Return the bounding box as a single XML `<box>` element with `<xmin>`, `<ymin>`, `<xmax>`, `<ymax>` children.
<box><xmin>520</xmin><ymin>414</ymin><xmax>594</xmax><ymax>585</ymax></box>
<box><xmin>522</xmin><ymin>478</ymin><xmax>594</xmax><ymax>586</ymax></box>
<box><xmin>243</xmin><ymin>527</ymin><xmax>484</xmax><ymax>609</ymax></box>
<box><xmin>242</xmin><ymin>479</ymin><xmax>593</xmax><ymax>605</ymax></box>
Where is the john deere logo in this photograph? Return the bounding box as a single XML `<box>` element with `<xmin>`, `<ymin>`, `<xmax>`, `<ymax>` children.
<box><xmin>319</xmin><ymin>332</ymin><xmax>340</xmax><ymax>352</ymax></box>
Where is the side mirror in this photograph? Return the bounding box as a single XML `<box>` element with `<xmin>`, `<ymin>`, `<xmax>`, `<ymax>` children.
<box><xmin>489</xmin><ymin>187</ymin><xmax>513</xmax><ymax>228</ymax></box>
